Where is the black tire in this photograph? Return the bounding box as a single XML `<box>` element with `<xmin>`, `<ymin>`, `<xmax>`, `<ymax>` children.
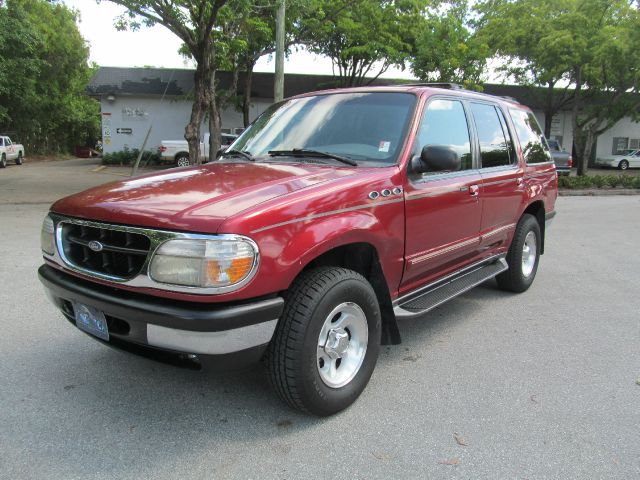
<box><xmin>267</xmin><ymin>267</ymin><xmax>381</xmax><ymax>416</ymax></box>
<box><xmin>496</xmin><ymin>214</ymin><xmax>541</xmax><ymax>293</ymax></box>
<box><xmin>15</xmin><ymin>152</ymin><xmax>23</xmax><ymax>165</ymax></box>
<box><xmin>619</xmin><ymin>160</ymin><xmax>629</xmax><ymax>170</ymax></box>
<box><xmin>0</xmin><ymin>154</ymin><xmax>6</xmax><ymax>168</ymax></box>
<box><xmin>175</xmin><ymin>153</ymin><xmax>190</xmax><ymax>167</ymax></box>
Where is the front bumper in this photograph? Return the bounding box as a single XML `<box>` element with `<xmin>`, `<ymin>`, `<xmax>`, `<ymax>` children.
<box><xmin>38</xmin><ymin>265</ymin><xmax>283</xmax><ymax>370</ymax></box>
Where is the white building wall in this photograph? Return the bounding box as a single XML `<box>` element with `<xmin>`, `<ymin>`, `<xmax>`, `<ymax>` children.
<box><xmin>531</xmin><ymin>110</ymin><xmax>640</xmax><ymax>159</ymax></box>
<box><xmin>100</xmin><ymin>95</ymin><xmax>272</xmax><ymax>155</ymax></box>
<box><xmin>594</xmin><ymin>117</ymin><xmax>640</xmax><ymax>158</ymax></box>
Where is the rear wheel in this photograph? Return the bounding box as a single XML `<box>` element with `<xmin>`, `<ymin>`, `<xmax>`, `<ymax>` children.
<box><xmin>15</xmin><ymin>152</ymin><xmax>23</xmax><ymax>165</ymax></box>
<box><xmin>0</xmin><ymin>154</ymin><xmax>6</xmax><ymax>168</ymax></box>
<box><xmin>267</xmin><ymin>267</ymin><xmax>381</xmax><ymax>416</ymax></box>
<box><xmin>496</xmin><ymin>214</ymin><xmax>541</xmax><ymax>293</ymax></box>
<box><xmin>619</xmin><ymin>160</ymin><xmax>629</xmax><ymax>170</ymax></box>
<box><xmin>175</xmin><ymin>154</ymin><xmax>190</xmax><ymax>167</ymax></box>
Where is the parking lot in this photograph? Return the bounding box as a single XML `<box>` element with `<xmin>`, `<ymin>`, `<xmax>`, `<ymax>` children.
<box><xmin>1</xmin><ymin>159</ymin><xmax>639</xmax><ymax>479</ymax></box>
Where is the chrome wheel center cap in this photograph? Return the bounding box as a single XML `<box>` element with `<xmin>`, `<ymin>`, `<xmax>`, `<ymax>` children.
<box><xmin>324</xmin><ymin>328</ymin><xmax>349</xmax><ymax>359</ymax></box>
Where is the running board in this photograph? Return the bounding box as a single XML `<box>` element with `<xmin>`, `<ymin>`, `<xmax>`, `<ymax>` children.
<box><xmin>394</xmin><ymin>258</ymin><xmax>508</xmax><ymax>319</ymax></box>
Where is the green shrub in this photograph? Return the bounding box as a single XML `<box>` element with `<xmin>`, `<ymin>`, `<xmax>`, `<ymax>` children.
<box><xmin>558</xmin><ymin>174</ymin><xmax>640</xmax><ymax>189</ymax></box>
<box><xmin>102</xmin><ymin>148</ymin><xmax>160</xmax><ymax>166</ymax></box>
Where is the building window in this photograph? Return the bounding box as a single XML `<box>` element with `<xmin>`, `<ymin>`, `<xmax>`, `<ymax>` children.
<box><xmin>612</xmin><ymin>137</ymin><xmax>640</xmax><ymax>154</ymax></box>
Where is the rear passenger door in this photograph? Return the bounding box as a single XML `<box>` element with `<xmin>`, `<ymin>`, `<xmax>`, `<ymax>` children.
<box><xmin>402</xmin><ymin>97</ymin><xmax>483</xmax><ymax>294</ymax></box>
<box><xmin>468</xmin><ymin>102</ymin><xmax>524</xmax><ymax>251</ymax></box>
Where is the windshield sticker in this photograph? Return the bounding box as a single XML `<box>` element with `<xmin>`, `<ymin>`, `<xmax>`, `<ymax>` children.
<box><xmin>378</xmin><ymin>141</ymin><xmax>391</xmax><ymax>153</ymax></box>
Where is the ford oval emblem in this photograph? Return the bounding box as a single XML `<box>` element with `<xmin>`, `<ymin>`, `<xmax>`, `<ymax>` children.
<box><xmin>88</xmin><ymin>240</ymin><xmax>104</xmax><ymax>252</ymax></box>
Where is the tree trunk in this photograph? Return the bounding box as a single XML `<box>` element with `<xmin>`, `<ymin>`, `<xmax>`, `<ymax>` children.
<box><xmin>185</xmin><ymin>58</ymin><xmax>209</xmax><ymax>164</ymax></box>
<box><xmin>543</xmin><ymin>111</ymin><xmax>553</xmax><ymax>139</ymax></box>
<box><xmin>208</xmin><ymin>81</ymin><xmax>222</xmax><ymax>162</ymax></box>
<box><xmin>243</xmin><ymin>65</ymin><xmax>254</xmax><ymax>127</ymax></box>
<box><xmin>543</xmin><ymin>80</ymin><xmax>554</xmax><ymax>139</ymax></box>
<box><xmin>571</xmin><ymin>66</ymin><xmax>588</xmax><ymax>176</ymax></box>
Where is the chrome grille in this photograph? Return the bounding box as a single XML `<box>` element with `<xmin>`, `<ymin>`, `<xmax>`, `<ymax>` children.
<box><xmin>60</xmin><ymin>222</ymin><xmax>151</xmax><ymax>279</ymax></box>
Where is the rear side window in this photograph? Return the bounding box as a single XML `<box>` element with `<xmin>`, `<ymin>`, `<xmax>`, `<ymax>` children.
<box><xmin>415</xmin><ymin>99</ymin><xmax>473</xmax><ymax>171</ymax></box>
<box><xmin>470</xmin><ymin>103</ymin><xmax>513</xmax><ymax>168</ymax></box>
<box><xmin>509</xmin><ymin>109</ymin><xmax>551</xmax><ymax>164</ymax></box>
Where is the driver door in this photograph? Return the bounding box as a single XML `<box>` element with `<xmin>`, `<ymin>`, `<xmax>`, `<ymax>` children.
<box><xmin>401</xmin><ymin>97</ymin><xmax>482</xmax><ymax>295</ymax></box>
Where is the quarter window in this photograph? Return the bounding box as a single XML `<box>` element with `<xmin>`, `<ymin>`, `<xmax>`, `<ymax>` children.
<box><xmin>470</xmin><ymin>103</ymin><xmax>513</xmax><ymax>168</ymax></box>
<box><xmin>509</xmin><ymin>109</ymin><xmax>551</xmax><ymax>164</ymax></box>
<box><xmin>415</xmin><ymin>99</ymin><xmax>473</xmax><ymax>171</ymax></box>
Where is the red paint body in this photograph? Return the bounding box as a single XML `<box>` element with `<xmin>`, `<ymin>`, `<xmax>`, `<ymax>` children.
<box><xmin>49</xmin><ymin>86</ymin><xmax>557</xmax><ymax>304</ymax></box>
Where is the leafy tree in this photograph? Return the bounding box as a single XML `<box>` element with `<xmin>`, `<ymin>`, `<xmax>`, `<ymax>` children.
<box><xmin>214</xmin><ymin>0</ymin><xmax>275</xmax><ymax>127</ymax></box>
<box><xmin>477</xmin><ymin>0</ymin><xmax>640</xmax><ymax>175</ymax></box>
<box><xmin>0</xmin><ymin>0</ymin><xmax>98</xmax><ymax>154</ymax></box>
<box><xmin>107</xmin><ymin>0</ymin><xmax>228</xmax><ymax>163</ymax></box>
<box><xmin>411</xmin><ymin>1</ymin><xmax>489</xmax><ymax>89</ymax></box>
<box><xmin>298</xmin><ymin>0</ymin><xmax>426</xmax><ymax>87</ymax></box>
<box><xmin>476</xmin><ymin>0</ymin><xmax>575</xmax><ymax>137</ymax></box>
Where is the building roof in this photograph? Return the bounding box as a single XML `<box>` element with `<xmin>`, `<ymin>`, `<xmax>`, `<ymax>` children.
<box><xmin>87</xmin><ymin>66</ymin><xmax>568</xmax><ymax>110</ymax></box>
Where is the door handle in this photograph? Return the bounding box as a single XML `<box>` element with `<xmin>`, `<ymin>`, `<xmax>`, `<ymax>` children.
<box><xmin>469</xmin><ymin>184</ymin><xmax>479</xmax><ymax>196</ymax></box>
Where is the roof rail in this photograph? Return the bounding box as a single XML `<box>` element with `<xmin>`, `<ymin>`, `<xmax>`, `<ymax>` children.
<box><xmin>400</xmin><ymin>82</ymin><xmax>464</xmax><ymax>90</ymax></box>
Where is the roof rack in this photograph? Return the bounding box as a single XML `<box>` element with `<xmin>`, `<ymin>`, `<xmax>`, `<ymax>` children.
<box><xmin>400</xmin><ymin>83</ymin><xmax>464</xmax><ymax>90</ymax></box>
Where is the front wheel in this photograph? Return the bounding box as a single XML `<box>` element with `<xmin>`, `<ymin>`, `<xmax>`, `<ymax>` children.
<box><xmin>175</xmin><ymin>154</ymin><xmax>190</xmax><ymax>167</ymax></box>
<box><xmin>619</xmin><ymin>160</ymin><xmax>629</xmax><ymax>170</ymax></box>
<box><xmin>0</xmin><ymin>154</ymin><xmax>6</xmax><ymax>168</ymax></box>
<box><xmin>496</xmin><ymin>214</ymin><xmax>541</xmax><ymax>293</ymax></box>
<box><xmin>267</xmin><ymin>267</ymin><xmax>381</xmax><ymax>416</ymax></box>
<box><xmin>15</xmin><ymin>152</ymin><xmax>23</xmax><ymax>165</ymax></box>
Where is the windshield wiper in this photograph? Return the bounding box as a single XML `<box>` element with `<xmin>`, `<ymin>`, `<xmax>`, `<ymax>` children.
<box><xmin>220</xmin><ymin>149</ymin><xmax>255</xmax><ymax>162</ymax></box>
<box><xmin>268</xmin><ymin>148</ymin><xmax>357</xmax><ymax>166</ymax></box>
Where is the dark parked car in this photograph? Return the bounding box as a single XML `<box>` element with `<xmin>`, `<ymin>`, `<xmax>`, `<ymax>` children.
<box><xmin>547</xmin><ymin>138</ymin><xmax>572</xmax><ymax>175</ymax></box>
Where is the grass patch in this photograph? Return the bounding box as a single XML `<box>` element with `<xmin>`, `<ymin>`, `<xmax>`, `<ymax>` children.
<box><xmin>558</xmin><ymin>174</ymin><xmax>640</xmax><ymax>189</ymax></box>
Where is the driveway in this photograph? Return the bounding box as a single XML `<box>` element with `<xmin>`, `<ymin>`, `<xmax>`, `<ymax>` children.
<box><xmin>1</xmin><ymin>160</ymin><xmax>638</xmax><ymax>479</ymax></box>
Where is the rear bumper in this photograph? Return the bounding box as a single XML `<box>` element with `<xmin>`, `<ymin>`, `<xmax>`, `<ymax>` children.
<box><xmin>38</xmin><ymin>265</ymin><xmax>283</xmax><ymax>370</ymax></box>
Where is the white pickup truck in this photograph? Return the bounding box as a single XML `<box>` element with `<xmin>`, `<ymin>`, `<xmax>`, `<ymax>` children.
<box><xmin>0</xmin><ymin>136</ymin><xmax>25</xmax><ymax>168</ymax></box>
<box><xmin>159</xmin><ymin>133</ymin><xmax>237</xmax><ymax>167</ymax></box>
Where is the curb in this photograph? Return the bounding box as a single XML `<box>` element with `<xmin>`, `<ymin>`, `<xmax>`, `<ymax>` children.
<box><xmin>559</xmin><ymin>189</ymin><xmax>640</xmax><ymax>196</ymax></box>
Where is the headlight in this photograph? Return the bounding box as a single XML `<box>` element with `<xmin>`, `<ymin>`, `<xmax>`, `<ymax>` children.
<box><xmin>149</xmin><ymin>237</ymin><xmax>258</xmax><ymax>289</ymax></box>
<box><xmin>41</xmin><ymin>215</ymin><xmax>55</xmax><ymax>255</ymax></box>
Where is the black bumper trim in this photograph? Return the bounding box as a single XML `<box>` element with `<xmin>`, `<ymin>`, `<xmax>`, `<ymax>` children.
<box><xmin>39</xmin><ymin>264</ymin><xmax>284</xmax><ymax>332</ymax></box>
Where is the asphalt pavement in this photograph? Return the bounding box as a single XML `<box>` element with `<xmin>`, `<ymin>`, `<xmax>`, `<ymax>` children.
<box><xmin>0</xmin><ymin>159</ymin><xmax>638</xmax><ymax>479</ymax></box>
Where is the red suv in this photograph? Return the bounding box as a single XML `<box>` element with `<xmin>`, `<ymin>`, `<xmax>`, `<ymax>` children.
<box><xmin>39</xmin><ymin>84</ymin><xmax>557</xmax><ymax>415</ymax></box>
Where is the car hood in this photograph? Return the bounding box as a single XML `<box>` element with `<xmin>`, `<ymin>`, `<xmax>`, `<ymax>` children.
<box><xmin>51</xmin><ymin>162</ymin><xmax>360</xmax><ymax>232</ymax></box>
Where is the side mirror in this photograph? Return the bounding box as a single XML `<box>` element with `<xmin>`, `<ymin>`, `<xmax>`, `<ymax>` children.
<box><xmin>412</xmin><ymin>145</ymin><xmax>460</xmax><ymax>174</ymax></box>
<box><xmin>215</xmin><ymin>147</ymin><xmax>225</xmax><ymax>159</ymax></box>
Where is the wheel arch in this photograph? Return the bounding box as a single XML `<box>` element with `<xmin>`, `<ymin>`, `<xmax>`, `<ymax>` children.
<box><xmin>522</xmin><ymin>200</ymin><xmax>546</xmax><ymax>254</ymax></box>
<box><xmin>296</xmin><ymin>242</ymin><xmax>401</xmax><ymax>346</ymax></box>
<box><xmin>174</xmin><ymin>151</ymin><xmax>189</xmax><ymax>160</ymax></box>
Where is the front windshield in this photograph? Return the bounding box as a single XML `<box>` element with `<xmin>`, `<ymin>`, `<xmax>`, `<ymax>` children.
<box><xmin>229</xmin><ymin>92</ymin><xmax>417</xmax><ymax>166</ymax></box>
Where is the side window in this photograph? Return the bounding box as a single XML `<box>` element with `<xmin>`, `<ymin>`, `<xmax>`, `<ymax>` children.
<box><xmin>509</xmin><ymin>108</ymin><xmax>551</xmax><ymax>164</ymax></box>
<box><xmin>0</xmin><ymin>138</ymin><xmax>4</xmax><ymax>147</ymax></box>
<box><xmin>6</xmin><ymin>138</ymin><xmax>11</xmax><ymax>146</ymax></box>
<box><xmin>416</xmin><ymin>99</ymin><xmax>472</xmax><ymax>171</ymax></box>
<box><xmin>470</xmin><ymin>103</ymin><xmax>512</xmax><ymax>168</ymax></box>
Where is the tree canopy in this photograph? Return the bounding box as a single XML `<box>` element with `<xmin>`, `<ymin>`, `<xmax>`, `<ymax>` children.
<box><xmin>477</xmin><ymin>0</ymin><xmax>640</xmax><ymax>174</ymax></box>
<box><xmin>108</xmin><ymin>0</ymin><xmax>228</xmax><ymax>162</ymax></box>
<box><xmin>411</xmin><ymin>1</ymin><xmax>489</xmax><ymax>89</ymax></box>
<box><xmin>0</xmin><ymin>0</ymin><xmax>99</xmax><ymax>154</ymax></box>
<box><xmin>298</xmin><ymin>0</ymin><xmax>426</xmax><ymax>87</ymax></box>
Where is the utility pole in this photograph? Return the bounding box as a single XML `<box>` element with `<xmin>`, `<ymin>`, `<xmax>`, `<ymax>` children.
<box><xmin>274</xmin><ymin>0</ymin><xmax>285</xmax><ymax>102</ymax></box>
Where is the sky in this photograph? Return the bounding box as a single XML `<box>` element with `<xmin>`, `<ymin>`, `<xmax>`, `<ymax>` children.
<box><xmin>64</xmin><ymin>0</ymin><xmax>416</xmax><ymax>80</ymax></box>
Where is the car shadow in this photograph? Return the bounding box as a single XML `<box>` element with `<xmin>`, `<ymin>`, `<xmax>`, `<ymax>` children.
<box><xmin>27</xmin><ymin>278</ymin><xmax>512</xmax><ymax>476</ymax></box>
